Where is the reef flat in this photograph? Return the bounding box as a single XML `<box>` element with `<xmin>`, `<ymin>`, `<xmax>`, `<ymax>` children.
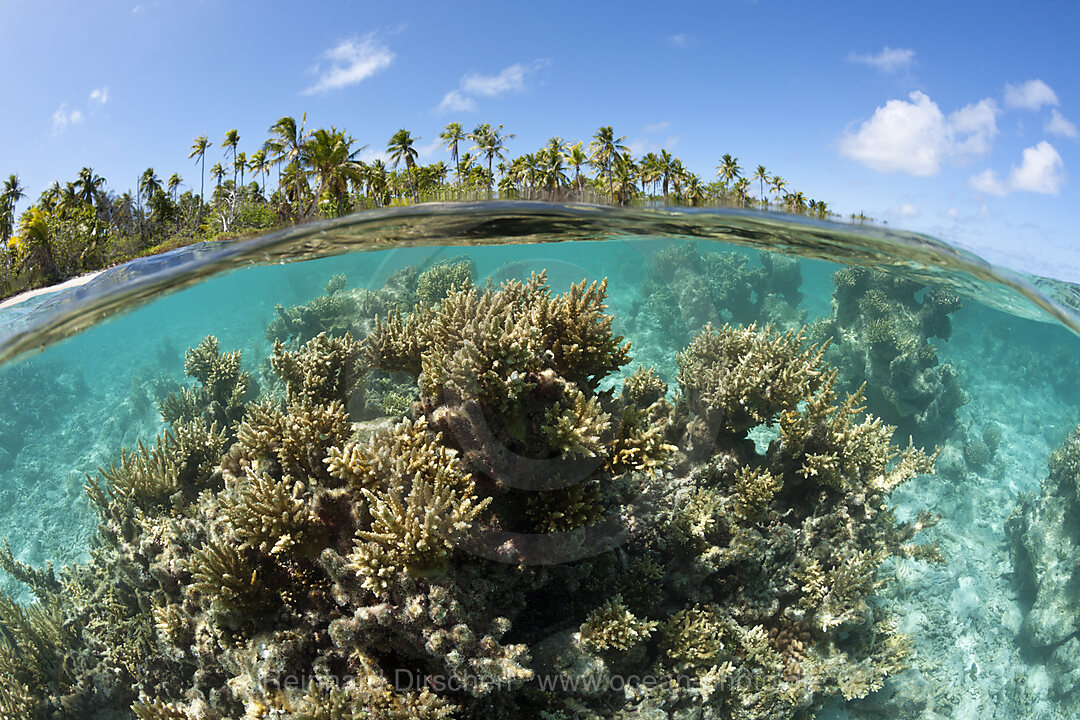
<box><xmin>1</xmin><ymin>241</ymin><xmax>1079</xmax><ymax>720</ymax></box>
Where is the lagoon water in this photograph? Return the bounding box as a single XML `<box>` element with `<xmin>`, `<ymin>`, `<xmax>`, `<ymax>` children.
<box><xmin>1</xmin><ymin>204</ymin><xmax>1079</xmax><ymax>719</ymax></box>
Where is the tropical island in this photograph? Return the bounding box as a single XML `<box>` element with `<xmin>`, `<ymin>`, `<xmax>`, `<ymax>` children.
<box><xmin>0</xmin><ymin>118</ymin><xmax>856</xmax><ymax>301</ymax></box>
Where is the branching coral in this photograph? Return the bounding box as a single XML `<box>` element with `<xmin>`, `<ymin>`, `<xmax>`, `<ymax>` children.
<box><xmin>579</xmin><ymin>595</ymin><xmax>658</xmax><ymax>653</ymax></box>
<box><xmin>676</xmin><ymin>322</ymin><xmax>830</xmax><ymax>438</ymax></box>
<box><xmin>0</xmin><ymin>271</ymin><xmax>941</xmax><ymax>720</ymax></box>
<box><xmin>348</xmin><ymin>418</ymin><xmax>491</xmax><ymax>593</ymax></box>
<box><xmin>89</xmin><ymin>417</ymin><xmax>227</xmax><ymax>511</ymax></box>
<box><xmin>159</xmin><ymin>336</ymin><xmax>254</xmax><ymax>431</ymax></box>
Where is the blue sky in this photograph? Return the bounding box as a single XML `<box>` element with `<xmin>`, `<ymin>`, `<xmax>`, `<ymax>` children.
<box><xmin>0</xmin><ymin>0</ymin><xmax>1077</xmax><ymax>279</ymax></box>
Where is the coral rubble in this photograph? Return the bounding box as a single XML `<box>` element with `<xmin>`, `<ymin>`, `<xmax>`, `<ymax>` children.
<box><xmin>0</xmin><ymin>270</ymin><xmax>940</xmax><ymax>720</ymax></box>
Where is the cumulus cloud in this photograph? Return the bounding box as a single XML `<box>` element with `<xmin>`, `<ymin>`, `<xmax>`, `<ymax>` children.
<box><xmin>434</xmin><ymin>59</ymin><xmax>547</xmax><ymax>114</ymax></box>
<box><xmin>1004</xmin><ymin>79</ymin><xmax>1059</xmax><ymax>110</ymax></box>
<box><xmin>51</xmin><ymin>103</ymin><xmax>83</xmax><ymax>133</ymax></box>
<box><xmin>838</xmin><ymin>91</ymin><xmax>998</xmax><ymax>176</ymax></box>
<box><xmin>847</xmin><ymin>46</ymin><xmax>915</xmax><ymax>74</ymax></box>
<box><xmin>643</xmin><ymin>120</ymin><xmax>671</xmax><ymax>133</ymax></box>
<box><xmin>948</xmin><ymin>98</ymin><xmax>999</xmax><ymax>155</ymax></box>
<box><xmin>436</xmin><ymin>90</ymin><xmax>476</xmax><ymax>114</ymax></box>
<box><xmin>1010</xmin><ymin>141</ymin><xmax>1066</xmax><ymax>193</ymax></box>
<box><xmin>969</xmin><ymin>141</ymin><xmax>1066</xmax><ymax>196</ymax></box>
<box><xmin>304</xmin><ymin>34</ymin><xmax>394</xmax><ymax>95</ymax></box>
<box><xmin>89</xmin><ymin>87</ymin><xmax>109</xmax><ymax>105</ymax></box>
<box><xmin>668</xmin><ymin>34</ymin><xmax>694</xmax><ymax>48</ymax></box>
<box><xmin>1045</xmin><ymin>108</ymin><xmax>1079</xmax><ymax>139</ymax></box>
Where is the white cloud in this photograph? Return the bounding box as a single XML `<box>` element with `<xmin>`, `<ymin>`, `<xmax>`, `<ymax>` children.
<box><xmin>462</xmin><ymin>64</ymin><xmax>528</xmax><ymax>96</ymax></box>
<box><xmin>940</xmin><ymin>207</ymin><xmax>960</xmax><ymax>219</ymax></box>
<box><xmin>889</xmin><ymin>203</ymin><xmax>920</xmax><ymax>217</ymax></box>
<box><xmin>436</xmin><ymin>90</ymin><xmax>476</xmax><ymax>114</ymax></box>
<box><xmin>50</xmin><ymin>103</ymin><xmax>83</xmax><ymax>133</ymax></box>
<box><xmin>1010</xmin><ymin>141</ymin><xmax>1066</xmax><ymax>194</ymax></box>
<box><xmin>969</xmin><ymin>169</ymin><xmax>1009</xmax><ymax>196</ymax></box>
<box><xmin>847</xmin><ymin>46</ymin><xmax>915</xmax><ymax>74</ymax></box>
<box><xmin>668</xmin><ymin>34</ymin><xmax>693</xmax><ymax>48</ymax></box>
<box><xmin>948</xmin><ymin>98</ymin><xmax>999</xmax><ymax>156</ymax></box>
<box><xmin>1004</xmin><ymin>79</ymin><xmax>1059</xmax><ymax>110</ymax></box>
<box><xmin>1045</xmin><ymin>108</ymin><xmax>1079</xmax><ymax>139</ymax></box>
<box><xmin>89</xmin><ymin>87</ymin><xmax>109</xmax><ymax>106</ymax></box>
<box><xmin>643</xmin><ymin>120</ymin><xmax>671</xmax><ymax>133</ymax></box>
<box><xmin>969</xmin><ymin>141</ymin><xmax>1066</xmax><ymax>196</ymax></box>
<box><xmin>838</xmin><ymin>91</ymin><xmax>998</xmax><ymax>176</ymax></box>
<box><xmin>304</xmin><ymin>34</ymin><xmax>394</xmax><ymax>95</ymax></box>
<box><xmin>435</xmin><ymin>60</ymin><xmax>547</xmax><ymax>113</ymax></box>
<box><xmin>415</xmin><ymin>140</ymin><xmax>441</xmax><ymax>161</ymax></box>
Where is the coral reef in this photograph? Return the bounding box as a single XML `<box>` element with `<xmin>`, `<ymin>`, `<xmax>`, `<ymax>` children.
<box><xmin>0</xmin><ymin>274</ymin><xmax>939</xmax><ymax>720</ymax></box>
<box><xmin>1008</xmin><ymin>424</ymin><xmax>1080</xmax><ymax>696</ymax></box>
<box><xmin>630</xmin><ymin>245</ymin><xmax>806</xmax><ymax>350</ymax></box>
<box><xmin>808</xmin><ymin>267</ymin><xmax>967</xmax><ymax>444</ymax></box>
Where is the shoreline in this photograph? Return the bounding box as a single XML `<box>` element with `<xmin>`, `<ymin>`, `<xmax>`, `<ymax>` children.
<box><xmin>0</xmin><ymin>268</ymin><xmax>106</xmax><ymax>311</ymax></box>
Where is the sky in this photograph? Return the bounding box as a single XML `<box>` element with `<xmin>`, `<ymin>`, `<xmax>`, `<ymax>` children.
<box><xmin>0</xmin><ymin>0</ymin><xmax>1077</xmax><ymax>280</ymax></box>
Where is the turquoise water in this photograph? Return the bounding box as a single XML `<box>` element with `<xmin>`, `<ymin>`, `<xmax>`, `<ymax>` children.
<box><xmin>1</xmin><ymin>204</ymin><xmax>1079</xmax><ymax>719</ymax></box>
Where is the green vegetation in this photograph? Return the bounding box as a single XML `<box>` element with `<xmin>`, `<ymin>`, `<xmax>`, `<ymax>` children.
<box><xmin>1</xmin><ymin>119</ymin><xmax>851</xmax><ymax>301</ymax></box>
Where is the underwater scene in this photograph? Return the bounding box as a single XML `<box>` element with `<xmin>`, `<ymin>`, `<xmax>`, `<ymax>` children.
<box><xmin>1</xmin><ymin>204</ymin><xmax>1080</xmax><ymax>720</ymax></box>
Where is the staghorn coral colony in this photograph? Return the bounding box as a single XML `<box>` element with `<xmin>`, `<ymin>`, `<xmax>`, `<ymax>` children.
<box><xmin>0</xmin><ymin>261</ymin><xmax>947</xmax><ymax>720</ymax></box>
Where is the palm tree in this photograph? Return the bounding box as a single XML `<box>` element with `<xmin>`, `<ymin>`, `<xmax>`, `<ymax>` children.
<box><xmin>56</xmin><ymin>182</ymin><xmax>81</xmax><ymax>217</ymax></box>
<box><xmin>639</xmin><ymin>152</ymin><xmax>661</xmax><ymax>197</ymax></box>
<box><xmin>247</xmin><ymin>149</ymin><xmax>271</xmax><ymax>197</ymax></box>
<box><xmin>438</xmin><ymin>122</ymin><xmax>467</xmax><ymax>187</ymax></box>
<box><xmin>167</xmin><ymin>173</ymin><xmax>183</xmax><ymax>201</ymax></box>
<box><xmin>222</xmin><ymin>129</ymin><xmax>240</xmax><ymax>182</ymax></box>
<box><xmin>139</xmin><ymin>168</ymin><xmax>161</xmax><ymax>208</ymax></box>
<box><xmin>266</xmin><ymin>115</ymin><xmax>310</xmax><ymax>221</ymax></box>
<box><xmin>685</xmin><ymin>173</ymin><xmax>707</xmax><ymax>206</ymax></box>
<box><xmin>538</xmin><ymin>137</ymin><xmax>569</xmax><ymax>194</ymax></box>
<box><xmin>11</xmin><ymin>207</ymin><xmax>59</xmax><ymax>282</ymax></box>
<box><xmin>305</xmin><ymin>126</ymin><xmax>366</xmax><ymax>217</ymax></box>
<box><xmin>234</xmin><ymin>151</ymin><xmax>247</xmax><ymax>187</ymax></box>
<box><xmin>716</xmin><ymin>154</ymin><xmax>742</xmax><ymax>194</ymax></box>
<box><xmin>752</xmin><ymin>165</ymin><xmax>768</xmax><ymax>205</ymax></box>
<box><xmin>189</xmin><ymin>135</ymin><xmax>210</xmax><ymax>225</ymax></box>
<box><xmin>210</xmin><ymin>162</ymin><xmax>225</xmax><ymax>188</ymax></box>
<box><xmin>469</xmin><ymin>124</ymin><xmax>514</xmax><ymax>190</ymax></box>
<box><xmin>768</xmin><ymin>174</ymin><xmax>788</xmax><ymax>200</ymax></box>
<box><xmin>564</xmin><ymin>142</ymin><xmax>588</xmax><ymax>195</ymax></box>
<box><xmin>785</xmin><ymin>191</ymin><xmax>807</xmax><ymax>214</ymax></box>
<box><xmin>732</xmin><ymin>177</ymin><xmax>751</xmax><ymax>207</ymax></box>
<box><xmin>588</xmin><ymin>126</ymin><xmax>628</xmax><ymax>195</ymax></box>
<box><xmin>387</xmin><ymin>129</ymin><xmax>419</xmax><ymax>201</ymax></box>
<box><xmin>74</xmin><ymin>167</ymin><xmax>105</xmax><ymax>207</ymax></box>
<box><xmin>610</xmin><ymin>151</ymin><xmax>638</xmax><ymax>205</ymax></box>
<box><xmin>366</xmin><ymin>160</ymin><xmax>390</xmax><ymax>206</ymax></box>
<box><xmin>657</xmin><ymin>149</ymin><xmax>676</xmax><ymax>202</ymax></box>
<box><xmin>2</xmin><ymin>174</ymin><xmax>27</xmax><ymax>245</ymax></box>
